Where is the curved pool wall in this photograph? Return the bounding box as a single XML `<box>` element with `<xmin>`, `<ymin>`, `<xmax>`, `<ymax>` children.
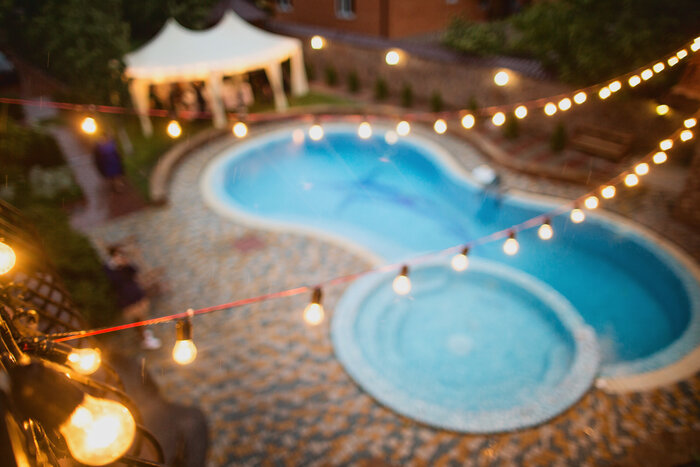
<box><xmin>201</xmin><ymin>123</ymin><xmax>700</xmax><ymax>378</ymax></box>
<box><xmin>332</xmin><ymin>259</ymin><xmax>599</xmax><ymax>432</ymax></box>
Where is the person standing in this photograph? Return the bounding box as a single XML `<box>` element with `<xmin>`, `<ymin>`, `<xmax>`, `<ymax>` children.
<box><xmin>93</xmin><ymin>132</ymin><xmax>126</xmax><ymax>192</ymax></box>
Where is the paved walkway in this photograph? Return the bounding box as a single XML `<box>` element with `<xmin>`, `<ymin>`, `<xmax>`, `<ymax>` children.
<box><xmin>87</xmin><ymin>121</ymin><xmax>700</xmax><ymax>466</ymax></box>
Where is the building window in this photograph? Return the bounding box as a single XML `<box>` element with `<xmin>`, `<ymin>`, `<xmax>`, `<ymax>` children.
<box><xmin>335</xmin><ymin>0</ymin><xmax>355</xmax><ymax>19</ymax></box>
<box><xmin>277</xmin><ymin>0</ymin><xmax>293</xmax><ymax>12</ymax></box>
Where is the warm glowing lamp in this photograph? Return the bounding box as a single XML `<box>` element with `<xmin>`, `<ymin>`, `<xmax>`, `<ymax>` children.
<box><xmin>538</xmin><ymin>220</ymin><xmax>553</xmax><ymax>240</ymax></box>
<box><xmin>655</xmin><ymin>104</ymin><xmax>669</xmax><ymax>116</ymax></box>
<box><xmin>232</xmin><ymin>122</ymin><xmax>248</xmax><ymax>138</ymax></box>
<box><xmin>0</xmin><ymin>241</ymin><xmax>16</xmax><ymax>275</ymax></box>
<box><xmin>503</xmin><ymin>232</ymin><xmax>519</xmax><ymax>256</ymax></box>
<box><xmin>451</xmin><ymin>247</ymin><xmax>469</xmax><ymax>272</ymax></box>
<box><xmin>67</xmin><ymin>348</ymin><xmax>102</xmax><ymax>376</ymax></box>
<box><xmin>680</xmin><ymin>130</ymin><xmax>694</xmax><ymax>142</ymax></box>
<box><xmin>544</xmin><ymin>103</ymin><xmax>557</xmax><ymax>116</ymax></box>
<box><xmin>634</xmin><ymin>163</ymin><xmax>649</xmax><ymax>176</ymax></box>
<box><xmin>81</xmin><ymin>117</ymin><xmax>97</xmax><ymax>135</ymax></box>
<box><xmin>172</xmin><ymin>318</ymin><xmax>197</xmax><ymax>365</ymax></box>
<box><xmin>668</xmin><ymin>56</ymin><xmax>679</xmax><ymax>67</ymax></box>
<box><xmin>303</xmin><ymin>288</ymin><xmax>324</xmax><ymax>325</ymax></box>
<box><xmin>492</xmin><ymin>112</ymin><xmax>506</xmax><ymax>126</ymax></box>
<box><xmin>584</xmin><ymin>195</ymin><xmax>599</xmax><ymax>210</ymax></box>
<box><xmin>608</xmin><ymin>81</ymin><xmax>622</xmax><ymax>93</ymax></box>
<box><xmin>601</xmin><ymin>185</ymin><xmax>616</xmax><ymax>199</ymax></box>
<box><xmin>653</xmin><ymin>62</ymin><xmax>665</xmax><ymax>73</ymax></box>
<box><xmin>653</xmin><ymin>151</ymin><xmax>668</xmax><ymax>164</ymax></box>
<box><xmin>624</xmin><ymin>173</ymin><xmax>639</xmax><ymax>187</ymax></box>
<box><xmin>514</xmin><ymin>106</ymin><xmax>528</xmax><ymax>119</ymax></box>
<box><xmin>309</xmin><ymin>124</ymin><xmax>324</xmax><ymax>141</ymax></box>
<box><xmin>659</xmin><ymin>139</ymin><xmax>673</xmax><ymax>151</ymax></box>
<box><xmin>433</xmin><ymin>119</ymin><xmax>447</xmax><ymax>134</ymax></box>
<box><xmin>684</xmin><ymin>118</ymin><xmax>697</xmax><ymax>129</ymax></box>
<box><xmin>310</xmin><ymin>35</ymin><xmax>325</xmax><ymax>50</ymax></box>
<box><xmin>641</xmin><ymin>69</ymin><xmax>653</xmax><ymax>80</ymax></box>
<box><xmin>628</xmin><ymin>75</ymin><xmax>641</xmax><ymax>87</ymax></box>
<box><xmin>385</xmin><ymin>50</ymin><xmax>400</xmax><ymax>66</ymax></box>
<box><xmin>598</xmin><ymin>87</ymin><xmax>611</xmax><ymax>99</ymax></box>
<box><xmin>573</xmin><ymin>92</ymin><xmax>587</xmax><ymax>104</ymax></box>
<box><xmin>166</xmin><ymin>120</ymin><xmax>182</xmax><ymax>138</ymax></box>
<box><xmin>392</xmin><ymin>265</ymin><xmax>411</xmax><ymax>295</ymax></box>
<box><xmin>570</xmin><ymin>208</ymin><xmax>585</xmax><ymax>223</ymax></box>
<box><xmin>358</xmin><ymin>121</ymin><xmax>372</xmax><ymax>139</ymax></box>
<box><xmin>494</xmin><ymin>70</ymin><xmax>510</xmax><ymax>86</ymax></box>
<box><xmin>461</xmin><ymin>114</ymin><xmax>475</xmax><ymax>129</ymax></box>
<box><xmin>396</xmin><ymin>120</ymin><xmax>411</xmax><ymax>136</ymax></box>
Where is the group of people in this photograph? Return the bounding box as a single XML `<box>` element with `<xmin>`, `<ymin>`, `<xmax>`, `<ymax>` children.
<box><xmin>150</xmin><ymin>75</ymin><xmax>254</xmax><ymax>117</ymax></box>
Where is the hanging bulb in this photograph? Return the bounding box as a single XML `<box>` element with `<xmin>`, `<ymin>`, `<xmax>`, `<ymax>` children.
<box><xmin>668</xmin><ymin>56</ymin><xmax>679</xmax><ymax>67</ymax></box>
<box><xmin>573</xmin><ymin>92</ymin><xmax>587</xmax><ymax>104</ymax></box>
<box><xmin>608</xmin><ymin>81</ymin><xmax>622</xmax><ymax>93</ymax></box>
<box><xmin>67</xmin><ymin>348</ymin><xmax>102</xmax><ymax>376</ymax></box>
<box><xmin>680</xmin><ymin>130</ymin><xmax>693</xmax><ymax>142</ymax></box>
<box><xmin>641</xmin><ymin>69</ymin><xmax>653</xmax><ymax>80</ymax></box>
<box><xmin>659</xmin><ymin>139</ymin><xmax>673</xmax><ymax>151</ymax></box>
<box><xmin>166</xmin><ymin>120</ymin><xmax>182</xmax><ymax>138</ymax></box>
<box><xmin>570</xmin><ymin>207</ymin><xmax>585</xmax><ymax>223</ymax></box>
<box><xmin>558</xmin><ymin>98</ymin><xmax>572</xmax><ymax>111</ymax></box>
<box><xmin>493</xmin><ymin>70</ymin><xmax>510</xmax><ymax>86</ymax></box>
<box><xmin>538</xmin><ymin>219</ymin><xmax>554</xmax><ymax>240</ymax></box>
<box><xmin>232</xmin><ymin>122</ymin><xmax>248</xmax><ymax>138</ymax></box>
<box><xmin>0</xmin><ymin>240</ymin><xmax>16</xmax><ymax>275</ymax></box>
<box><xmin>303</xmin><ymin>288</ymin><xmax>324</xmax><ymax>325</ymax></box>
<box><xmin>503</xmin><ymin>232</ymin><xmax>519</xmax><ymax>256</ymax></box>
<box><xmin>514</xmin><ymin>105</ymin><xmax>528</xmax><ymax>119</ymax></box>
<box><xmin>309</xmin><ymin>124</ymin><xmax>324</xmax><ymax>141</ymax></box>
<box><xmin>461</xmin><ymin>114</ymin><xmax>475</xmax><ymax>129</ymax></box>
<box><xmin>310</xmin><ymin>35</ymin><xmax>325</xmax><ymax>50</ymax></box>
<box><xmin>81</xmin><ymin>117</ymin><xmax>98</xmax><ymax>135</ymax></box>
<box><xmin>396</xmin><ymin>120</ymin><xmax>411</xmax><ymax>136</ymax></box>
<box><xmin>634</xmin><ymin>163</ymin><xmax>649</xmax><ymax>176</ymax></box>
<box><xmin>598</xmin><ymin>87</ymin><xmax>611</xmax><ymax>99</ymax></box>
<box><xmin>684</xmin><ymin>118</ymin><xmax>697</xmax><ymax>129</ymax></box>
<box><xmin>172</xmin><ymin>316</ymin><xmax>197</xmax><ymax>365</ymax></box>
<box><xmin>653</xmin><ymin>62</ymin><xmax>665</xmax><ymax>73</ymax></box>
<box><xmin>601</xmin><ymin>185</ymin><xmax>616</xmax><ymax>199</ymax></box>
<box><xmin>628</xmin><ymin>75</ymin><xmax>641</xmax><ymax>87</ymax></box>
<box><xmin>492</xmin><ymin>112</ymin><xmax>506</xmax><ymax>126</ymax></box>
<box><xmin>358</xmin><ymin>121</ymin><xmax>372</xmax><ymax>139</ymax></box>
<box><xmin>544</xmin><ymin>103</ymin><xmax>557</xmax><ymax>116</ymax></box>
<box><xmin>451</xmin><ymin>247</ymin><xmax>470</xmax><ymax>272</ymax></box>
<box><xmin>656</xmin><ymin>104</ymin><xmax>669</xmax><ymax>116</ymax></box>
<box><xmin>584</xmin><ymin>195</ymin><xmax>599</xmax><ymax>210</ymax></box>
<box><xmin>392</xmin><ymin>265</ymin><xmax>411</xmax><ymax>295</ymax></box>
<box><xmin>433</xmin><ymin>119</ymin><xmax>447</xmax><ymax>134</ymax></box>
<box><xmin>624</xmin><ymin>174</ymin><xmax>639</xmax><ymax>187</ymax></box>
<box><xmin>677</xmin><ymin>49</ymin><xmax>688</xmax><ymax>60</ymax></box>
<box><xmin>653</xmin><ymin>151</ymin><xmax>668</xmax><ymax>164</ymax></box>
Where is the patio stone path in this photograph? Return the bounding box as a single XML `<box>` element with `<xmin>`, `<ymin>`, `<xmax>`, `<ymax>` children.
<box><xmin>87</xmin><ymin>121</ymin><xmax>700</xmax><ymax>466</ymax></box>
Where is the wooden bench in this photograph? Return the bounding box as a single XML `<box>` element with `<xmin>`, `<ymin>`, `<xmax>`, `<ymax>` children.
<box><xmin>570</xmin><ymin>124</ymin><xmax>634</xmax><ymax>161</ymax></box>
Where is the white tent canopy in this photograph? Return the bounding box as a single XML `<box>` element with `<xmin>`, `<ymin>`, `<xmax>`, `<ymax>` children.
<box><xmin>124</xmin><ymin>11</ymin><xmax>308</xmax><ymax>134</ymax></box>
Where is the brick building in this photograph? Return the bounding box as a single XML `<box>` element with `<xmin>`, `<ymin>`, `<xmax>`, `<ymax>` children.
<box><xmin>272</xmin><ymin>0</ymin><xmax>528</xmax><ymax>39</ymax></box>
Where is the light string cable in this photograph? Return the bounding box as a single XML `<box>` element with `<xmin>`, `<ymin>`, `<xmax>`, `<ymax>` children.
<box><xmin>46</xmin><ymin>113</ymin><xmax>698</xmax><ymax>343</ymax></box>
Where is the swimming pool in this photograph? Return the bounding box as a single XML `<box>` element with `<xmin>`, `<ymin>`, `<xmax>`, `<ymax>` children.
<box><xmin>201</xmin><ymin>123</ymin><xmax>700</xmax><ymax>379</ymax></box>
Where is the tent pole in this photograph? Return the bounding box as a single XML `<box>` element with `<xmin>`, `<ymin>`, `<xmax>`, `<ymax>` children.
<box><xmin>265</xmin><ymin>62</ymin><xmax>288</xmax><ymax>112</ymax></box>
<box><xmin>207</xmin><ymin>73</ymin><xmax>227</xmax><ymax>129</ymax></box>
<box><xmin>290</xmin><ymin>48</ymin><xmax>309</xmax><ymax>96</ymax></box>
<box><xmin>129</xmin><ymin>79</ymin><xmax>153</xmax><ymax>136</ymax></box>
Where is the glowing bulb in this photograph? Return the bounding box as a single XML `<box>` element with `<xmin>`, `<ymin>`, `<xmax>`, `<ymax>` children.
<box><xmin>677</xmin><ymin>49</ymin><xmax>688</xmax><ymax>59</ymax></box>
<box><xmin>641</xmin><ymin>69</ymin><xmax>653</xmax><ymax>80</ymax></box>
<box><xmin>634</xmin><ymin>163</ymin><xmax>649</xmax><ymax>176</ymax></box>
<box><xmin>653</xmin><ymin>62</ymin><xmax>665</xmax><ymax>73</ymax></box>
<box><xmin>514</xmin><ymin>105</ymin><xmax>528</xmax><ymax>119</ymax></box>
<box><xmin>570</xmin><ymin>208</ymin><xmax>585</xmax><ymax>223</ymax></box>
<box><xmin>668</xmin><ymin>56</ymin><xmax>679</xmax><ymax>67</ymax></box>
<box><xmin>310</xmin><ymin>35</ymin><xmax>324</xmax><ymax>50</ymax></box>
<box><xmin>166</xmin><ymin>120</ymin><xmax>182</xmax><ymax>138</ymax></box>
<box><xmin>608</xmin><ymin>81</ymin><xmax>622</xmax><ymax>93</ymax></box>
<box><xmin>451</xmin><ymin>247</ymin><xmax>469</xmax><ymax>272</ymax></box>
<box><xmin>67</xmin><ymin>348</ymin><xmax>102</xmax><ymax>376</ymax></box>
<box><xmin>461</xmin><ymin>114</ymin><xmax>475</xmax><ymax>129</ymax></box>
<box><xmin>60</xmin><ymin>394</ymin><xmax>135</xmax><ymax>466</ymax></box>
<box><xmin>628</xmin><ymin>75</ymin><xmax>641</xmax><ymax>87</ymax></box>
<box><xmin>601</xmin><ymin>185</ymin><xmax>616</xmax><ymax>199</ymax></box>
<box><xmin>358</xmin><ymin>121</ymin><xmax>372</xmax><ymax>139</ymax></box>
<box><xmin>494</xmin><ymin>70</ymin><xmax>510</xmax><ymax>86</ymax></box>
<box><xmin>503</xmin><ymin>233</ymin><xmax>519</xmax><ymax>256</ymax></box>
<box><xmin>653</xmin><ymin>151</ymin><xmax>667</xmax><ymax>164</ymax></box>
<box><xmin>81</xmin><ymin>117</ymin><xmax>97</xmax><ymax>135</ymax></box>
<box><xmin>584</xmin><ymin>195</ymin><xmax>599</xmax><ymax>210</ymax></box>
<box><xmin>172</xmin><ymin>318</ymin><xmax>196</xmax><ymax>365</ymax></box>
<box><xmin>624</xmin><ymin>173</ymin><xmax>639</xmax><ymax>187</ymax></box>
<box><xmin>655</xmin><ymin>104</ymin><xmax>669</xmax><ymax>116</ymax></box>
<box><xmin>0</xmin><ymin>241</ymin><xmax>16</xmax><ymax>275</ymax></box>
<box><xmin>396</xmin><ymin>120</ymin><xmax>411</xmax><ymax>136</ymax></box>
<box><xmin>680</xmin><ymin>130</ymin><xmax>693</xmax><ymax>142</ymax></box>
<box><xmin>309</xmin><ymin>124</ymin><xmax>324</xmax><ymax>141</ymax></box>
<box><xmin>538</xmin><ymin>221</ymin><xmax>553</xmax><ymax>240</ymax></box>
<box><xmin>385</xmin><ymin>50</ymin><xmax>400</xmax><ymax>66</ymax></box>
<box><xmin>573</xmin><ymin>92</ymin><xmax>587</xmax><ymax>104</ymax></box>
<box><xmin>544</xmin><ymin>103</ymin><xmax>557</xmax><ymax>116</ymax></box>
<box><xmin>492</xmin><ymin>112</ymin><xmax>506</xmax><ymax>126</ymax></box>
<box><xmin>232</xmin><ymin>122</ymin><xmax>248</xmax><ymax>138</ymax></box>
<box><xmin>659</xmin><ymin>139</ymin><xmax>673</xmax><ymax>151</ymax></box>
<box><xmin>303</xmin><ymin>288</ymin><xmax>324</xmax><ymax>325</ymax></box>
<box><xmin>692</xmin><ymin>42</ymin><xmax>700</xmax><ymax>52</ymax></box>
<box><xmin>684</xmin><ymin>118</ymin><xmax>697</xmax><ymax>128</ymax></box>
<box><xmin>392</xmin><ymin>265</ymin><xmax>411</xmax><ymax>295</ymax></box>
<box><xmin>598</xmin><ymin>87</ymin><xmax>611</xmax><ymax>99</ymax></box>
<box><xmin>558</xmin><ymin>98</ymin><xmax>572</xmax><ymax>111</ymax></box>
<box><xmin>433</xmin><ymin>119</ymin><xmax>447</xmax><ymax>134</ymax></box>
<box><xmin>384</xmin><ymin>131</ymin><xmax>398</xmax><ymax>145</ymax></box>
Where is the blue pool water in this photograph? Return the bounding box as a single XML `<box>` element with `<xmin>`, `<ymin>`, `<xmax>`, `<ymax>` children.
<box><xmin>202</xmin><ymin>125</ymin><xmax>700</xmax><ymax>379</ymax></box>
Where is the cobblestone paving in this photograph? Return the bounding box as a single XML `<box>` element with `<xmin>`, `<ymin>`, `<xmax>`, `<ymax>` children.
<box><xmin>89</xmin><ymin>121</ymin><xmax>700</xmax><ymax>466</ymax></box>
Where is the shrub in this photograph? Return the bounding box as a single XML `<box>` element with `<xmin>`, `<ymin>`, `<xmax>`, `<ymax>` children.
<box><xmin>0</xmin><ymin>119</ymin><xmax>65</xmax><ymax>169</ymax></box>
<box><xmin>442</xmin><ymin>18</ymin><xmax>507</xmax><ymax>56</ymax></box>
<box><xmin>550</xmin><ymin>123</ymin><xmax>567</xmax><ymax>153</ymax></box>
<box><xmin>430</xmin><ymin>91</ymin><xmax>444</xmax><ymax>113</ymax></box>
<box><xmin>324</xmin><ymin>65</ymin><xmax>338</xmax><ymax>87</ymax></box>
<box><xmin>400</xmin><ymin>84</ymin><xmax>413</xmax><ymax>108</ymax></box>
<box><xmin>502</xmin><ymin>113</ymin><xmax>519</xmax><ymax>140</ymax></box>
<box><xmin>374</xmin><ymin>77</ymin><xmax>389</xmax><ymax>101</ymax></box>
<box><xmin>347</xmin><ymin>71</ymin><xmax>360</xmax><ymax>94</ymax></box>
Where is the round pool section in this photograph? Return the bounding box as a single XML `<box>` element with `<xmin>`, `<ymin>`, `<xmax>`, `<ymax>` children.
<box><xmin>332</xmin><ymin>260</ymin><xmax>599</xmax><ymax>432</ymax></box>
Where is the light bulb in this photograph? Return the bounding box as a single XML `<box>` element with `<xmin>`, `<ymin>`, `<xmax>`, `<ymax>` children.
<box><xmin>396</xmin><ymin>120</ymin><xmax>411</xmax><ymax>136</ymax></box>
<box><xmin>544</xmin><ymin>103</ymin><xmax>557</xmax><ymax>116</ymax></box>
<box><xmin>601</xmin><ymin>185</ymin><xmax>616</xmax><ymax>199</ymax></box>
<box><xmin>384</xmin><ymin>131</ymin><xmax>398</xmax><ymax>145</ymax></box>
<box><xmin>0</xmin><ymin>241</ymin><xmax>16</xmax><ymax>275</ymax></box>
<box><xmin>492</xmin><ymin>112</ymin><xmax>506</xmax><ymax>126</ymax></box>
<box><xmin>81</xmin><ymin>117</ymin><xmax>97</xmax><ymax>135</ymax></box>
<box><xmin>392</xmin><ymin>265</ymin><xmax>411</xmax><ymax>295</ymax></box>
<box><xmin>358</xmin><ymin>121</ymin><xmax>372</xmax><ymax>139</ymax></box>
<box><xmin>303</xmin><ymin>288</ymin><xmax>324</xmax><ymax>325</ymax></box>
<box><xmin>385</xmin><ymin>50</ymin><xmax>400</xmax><ymax>66</ymax></box>
<box><xmin>680</xmin><ymin>130</ymin><xmax>693</xmax><ymax>142</ymax></box>
<box><xmin>655</xmin><ymin>104</ymin><xmax>669</xmax><ymax>116</ymax></box>
<box><xmin>659</xmin><ymin>139</ymin><xmax>673</xmax><ymax>151</ymax></box>
<box><xmin>653</xmin><ymin>62</ymin><xmax>665</xmax><ymax>73</ymax></box>
<box><xmin>538</xmin><ymin>221</ymin><xmax>553</xmax><ymax>240</ymax></box>
<box><xmin>310</xmin><ymin>35</ymin><xmax>324</xmax><ymax>50</ymax></box>
<box><xmin>668</xmin><ymin>56</ymin><xmax>679</xmax><ymax>67</ymax></box>
<box><xmin>309</xmin><ymin>124</ymin><xmax>324</xmax><ymax>141</ymax></box>
<box><xmin>641</xmin><ymin>69</ymin><xmax>653</xmax><ymax>80</ymax></box>
<box><xmin>628</xmin><ymin>75</ymin><xmax>641</xmax><ymax>87</ymax></box>
<box><xmin>461</xmin><ymin>114</ymin><xmax>475</xmax><ymax>129</ymax></box>
<box><xmin>653</xmin><ymin>151</ymin><xmax>667</xmax><ymax>164</ymax></box>
<box><xmin>503</xmin><ymin>233</ymin><xmax>519</xmax><ymax>256</ymax></box>
<box><xmin>684</xmin><ymin>118</ymin><xmax>697</xmax><ymax>129</ymax></box>
<box><xmin>173</xmin><ymin>318</ymin><xmax>196</xmax><ymax>365</ymax></box>
<box><xmin>558</xmin><ymin>98</ymin><xmax>572</xmax><ymax>111</ymax></box>
<box><xmin>166</xmin><ymin>120</ymin><xmax>182</xmax><ymax>138</ymax></box>
<box><xmin>433</xmin><ymin>119</ymin><xmax>447</xmax><ymax>134</ymax></box>
<box><xmin>584</xmin><ymin>195</ymin><xmax>599</xmax><ymax>210</ymax></box>
<box><xmin>598</xmin><ymin>87</ymin><xmax>611</xmax><ymax>99</ymax></box>
<box><xmin>634</xmin><ymin>163</ymin><xmax>649</xmax><ymax>176</ymax></box>
<box><xmin>573</xmin><ymin>92</ymin><xmax>587</xmax><ymax>104</ymax></box>
<box><xmin>570</xmin><ymin>208</ymin><xmax>585</xmax><ymax>223</ymax></box>
<box><xmin>608</xmin><ymin>81</ymin><xmax>622</xmax><ymax>93</ymax></box>
<box><xmin>451</xmin><ymin>247</ymin><xmax>469</xmax><ymax>272</ymax></box>
<box><xmin>677</xmin><ymin>49</ymin><xmax>688</xmax><ymax>60</ymax></box>
<box><xmin>624</xmin><ymin>173</ymin><xmax>639</xmax><ymax>187</ymax></box>
<box><xmin>692</xmin><ymin>42</ymin><xmax>700</xmax><ymax>52</ymax></box>
<box><xmin>67</xmin><ymin>348</ymin><xmax>101</xmax><ymax>376</ymax></box>
<box><xmin>60</xmin><ymin>394</ymin><xmax>135</xmax><ymax>466</ymax></box>
<box><xmin>494</xmin><ymin>70</ymin><xmax>509</xmax><ymax>86</ymax></box>
<box><xmin>514</xmin><ymin>105</ymin><xmax>528</xmax><ymax>119</ymax></box>
<box><xmin>232</xmin><ymin>122</ymin><xmax>248</xmax><ymax>138</ymax></box>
